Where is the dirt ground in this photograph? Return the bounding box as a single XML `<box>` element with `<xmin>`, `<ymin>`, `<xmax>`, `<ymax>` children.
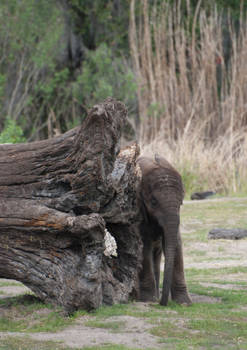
<box><xmin>0</xmin><ymin>291</ymin><xmax>219</xmax><ymax>349</ymax></box>
<box><xmin>0</xmin><ymin>197</ymin><xmax>246</xmax><ymax>349</ymax></box>
<box><xmin>0</xmin><ymin>309</ymin><xmax>160</xmax><ymax>349</ymax></box>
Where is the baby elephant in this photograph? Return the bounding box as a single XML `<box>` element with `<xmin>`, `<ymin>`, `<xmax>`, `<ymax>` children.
<box><xmin>137</xmin><ymin>154</ymin><xmax>191</xmax><ymax>306</ymax></box>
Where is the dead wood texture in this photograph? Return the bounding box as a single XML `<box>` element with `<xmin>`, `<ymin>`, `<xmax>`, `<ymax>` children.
<box><xmin>0</xmin><ymin>98</ymin><xmax>142</xmax><ymax>313</ymax></box>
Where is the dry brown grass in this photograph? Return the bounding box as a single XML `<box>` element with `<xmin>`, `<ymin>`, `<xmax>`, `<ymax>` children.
<box><xmin>129</xmin><ymin>0</ymin><xmax>247</xmax><ymax>195</ymax></box>
<box><xmin>141</xmin><ymin>132</ymin><xmax>247</xmax><ymax>196</ymax></box>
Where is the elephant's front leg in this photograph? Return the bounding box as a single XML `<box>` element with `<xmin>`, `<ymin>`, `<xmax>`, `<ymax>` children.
<box><xmin>171</xmin><ymin>232</ymin><xmax>192</xmax><ymax>305</ymax></box>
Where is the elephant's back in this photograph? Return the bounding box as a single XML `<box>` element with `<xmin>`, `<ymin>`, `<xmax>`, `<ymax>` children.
<box><xmin>137</xmin><ymin>155</ymin><xmax>181</xmax><ymax>180</ymax></box>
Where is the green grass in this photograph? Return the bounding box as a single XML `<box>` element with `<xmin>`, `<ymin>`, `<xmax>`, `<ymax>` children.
<box><xmin>181</xmin><ymin>197</ymin><xmax>247</xmax><ymax>228</ymax></box>
<box><xmin>90</xmin><ymin>303</ymin><xmax>131</xmax><ymax>318</ymax></box>
<box><xmin>0</xmin><ymin>294</ymin><xmax>73</xmax><ymax>333</ymax></box>
<box><xmin>186</xmin><ymin>266</ymin><xmax>247</xmax><ymax>281</ymax></box>
<box><xmin>149</xmin><ymin>285</ymin><xmax>247</xmax><ymax>349</ymax></box>
<box><xmin>85</xmin><ymin>319</ymin><xmax>126</xmax><ymax>332</ymax></box>
<box><xmin>79</xmin><ymin>346</ymin><xmax>143</xmax><ymax>350</ymax></box>
<box><xmin>0</xmin><ymin>336</ymin><xmax>64</xmax><ymax>350</ymax></box>
<box><xmin>0</xmin><ymin>337</ymin><xmax>142</xmax><ymax>350</ymax></box>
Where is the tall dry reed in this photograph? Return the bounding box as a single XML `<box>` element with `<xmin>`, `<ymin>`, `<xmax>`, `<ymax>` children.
<box><xmin>129</xmin><ymin>0</ymin><xmax>247</xmax><ymax>195</ymax></box>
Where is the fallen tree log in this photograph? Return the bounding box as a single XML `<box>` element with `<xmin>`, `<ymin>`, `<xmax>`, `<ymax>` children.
<box><xmin>190</xmin><ymin>191</ymin><xmax>216</xmax><ymax>200</ymax></box>
<box><xmin>208</xmin><ymin>228</ymin><xmax>247</xmax><ymax>240</ymax></box>
<box><xmin>0</xmin><ymin>98</ymin><xmax>142</xmax><ymax>313</ymax></box>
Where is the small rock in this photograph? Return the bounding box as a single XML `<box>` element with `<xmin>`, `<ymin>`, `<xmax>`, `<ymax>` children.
<box><xmin>208</xmin><ymin>228</ymin><xmax>247</xmax><ymax>240</ymax></box>
<box><xmin>191</xmin><ymin>191</ymin><xmax>216</xmax><ymax>200</ymax></box>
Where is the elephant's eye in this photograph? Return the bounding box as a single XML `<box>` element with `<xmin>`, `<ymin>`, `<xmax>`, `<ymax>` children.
<box><xmin>150</xmin><ymin>196</ymin><xmax>158</xmax><ymax>208</ymax></box>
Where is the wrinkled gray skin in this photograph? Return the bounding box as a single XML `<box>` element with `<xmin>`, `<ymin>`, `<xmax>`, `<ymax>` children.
<box><xmin>137</xmin><ymin>155</ymin><xmax>192</xmax><ymax>306</ymax></box>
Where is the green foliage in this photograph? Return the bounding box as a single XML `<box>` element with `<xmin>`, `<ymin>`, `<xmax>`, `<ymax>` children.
<box><xmin>0</xmin><ymin>118</ymin><xmax>26</xmax><ymax>144</ymax></box>
<box><xmin>0</xmin><ymin>74</ymin><xmax>5</xmax><ymax>101</ymax></box>
<box><xmin>180</xmin><ymin>165</ymin><xmax>204</xmax><ymax>198</ymax></box>
<box><xmin>147</xmin><ymin>103</ymin><xmax>165</xmax><ymax>118</ymax></box>
<box><xmin>0</xmin><ymin>0</ymin><xmax>245</xmax><ymax>144</ymax></box>
<box><xmin>68</xmin><ymin>0</ymin><xmax>130</xmax><ymax>52</ymax></box>
<box><xmin>0</xmin><ymin>0</ymin><xmax>61</xmax><ymax>60</ymax></box>
<box><xmin>0</xmin><ymin>1</ymin><xmax>137</xmax><ymax>139</ymax></box>
<box><xmin>74</xmin><ymin>43</ymin><xmax>137</xmax><ymax>110</ymax></box>
<box><xmin>0</xmin><ymin>0</ymin><xmax>65</xmax><ymax>139</ymax></box>
<box><xmin>37</xmin><ymin>68</ymin><xmax>70</xmax><ymax>102</ymax></box>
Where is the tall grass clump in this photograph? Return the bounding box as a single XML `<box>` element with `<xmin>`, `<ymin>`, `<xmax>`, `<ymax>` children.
<box><xmin>129</xmin><ymin>0</ymin><xmax>247</xmax><ymax>195</ymax></box>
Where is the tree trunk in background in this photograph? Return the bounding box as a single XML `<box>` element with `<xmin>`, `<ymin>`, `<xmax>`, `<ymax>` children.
<box><xmin>0</xmin><ymin>98</ymin><xmax>142</xmax><ymax>314</ymax></box>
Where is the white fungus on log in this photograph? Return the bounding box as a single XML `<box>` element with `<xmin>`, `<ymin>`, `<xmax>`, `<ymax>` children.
<box><xmin>104</xmin><ymin>229</ymin><xmax>118</xmax><ymax>257</ymax></box>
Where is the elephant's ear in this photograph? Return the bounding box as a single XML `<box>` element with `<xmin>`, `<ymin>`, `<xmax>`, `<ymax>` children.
<box><xmin>154</xmin><ymin>154</ymin><xmax>171</xmax><ymax>169</ymax></box>
<box><xmin>182</xmin><ymin>183</ymin><xmax>185</xmax><ymax>202</ymax></box>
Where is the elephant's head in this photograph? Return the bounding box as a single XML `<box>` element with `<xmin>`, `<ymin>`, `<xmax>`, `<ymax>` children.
<box><xmin>137</xmin><ymin>154</ymin><xmax>184</xmax><ymax>306</ymax></box>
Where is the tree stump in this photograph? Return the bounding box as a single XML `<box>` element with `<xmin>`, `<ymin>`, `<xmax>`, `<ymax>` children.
<box><xmin>0</xmin><ymin>98</ymin><xmax>142</xmax><ymax>313</ymax></box>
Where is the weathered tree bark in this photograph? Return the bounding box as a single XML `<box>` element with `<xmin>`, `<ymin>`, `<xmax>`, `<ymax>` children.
<box><xmin>208</xmin><ymin>228</ymin><xmax>247</xmax><ymax>240</ymax></box>
<box><xmin>0</xmin><ymin>98</ymin><xmax>142</xmax><ymax>313</ymax></box>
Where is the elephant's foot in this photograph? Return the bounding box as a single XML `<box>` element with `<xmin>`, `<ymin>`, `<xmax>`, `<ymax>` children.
<box><xmin>160</xmin><ymin>296</ymin><xmax>168</xmax><ymax>306</ymax></box>
<box><xmin>139</xmin><ymin>290</ymin><xmax>158</xmax><ymax>302</ymax></box>
<box><xmin>171</xmin><ymin>290</ymin><xmax>192</xmax><ymax>305</ymax></box>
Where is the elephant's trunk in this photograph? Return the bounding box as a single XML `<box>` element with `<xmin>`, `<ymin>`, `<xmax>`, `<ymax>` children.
<box><xmin>159</xmin><ymin>213</ymin><xmax>179</xmax><ymax>306</ymax></box>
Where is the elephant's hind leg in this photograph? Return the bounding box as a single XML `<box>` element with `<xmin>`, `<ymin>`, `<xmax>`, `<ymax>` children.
<box><xmin>153</xmin><ymin>239</ymin><xmax>162</xmax><ymax>299</ymax></box>
<box><xmin>139</xmin><ymin>237</ymin><xmax>158</xmax><ymax>302</ymax></box>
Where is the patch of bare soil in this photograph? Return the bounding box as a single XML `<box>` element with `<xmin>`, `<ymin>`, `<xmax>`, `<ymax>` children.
<box><xmin>184</xmin><ymin>236</ymin><xmax>247</xmax><ymax>270</ymax></box>
<box><xmin>0</xmin><ymin>316</ymin><xmax>160</xmax><ymax>349</ymax></box>
<box><xmin>190</xmin><ymin>293</ymin><xmax>221</xmax><ymax>304</ymax></box>
<box><xmin>0</xmin><ymin>285</ymin><xmax>30</xmax><ymax>298</ymax></box>
<box><xmin>199</xmin><ymin>282</ymin><xmax>246</xmax><ymax>290</ymax></box>
<box><xmin>0</xmin><ymin>279</ymin><xmax>30</xmax><ymax>299</ymax></box>
<box><xmin>30</xmin><ymin>315</ymin><xmax>160</xmax><ymax>349</ymax></box>
<box><xmin>0</xmin><ymin>286</ymin><xmax>222</xmax><ymax>350</ymax></box>
<box><xmin>183</xmin><ymin>197</ymin><xmax>247</xmax><ymax>204</ymax></box>
<box><xmin>0</xmin><ymin>314</ymin><xmax>162</xmax><ymax>349</ymax></box>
